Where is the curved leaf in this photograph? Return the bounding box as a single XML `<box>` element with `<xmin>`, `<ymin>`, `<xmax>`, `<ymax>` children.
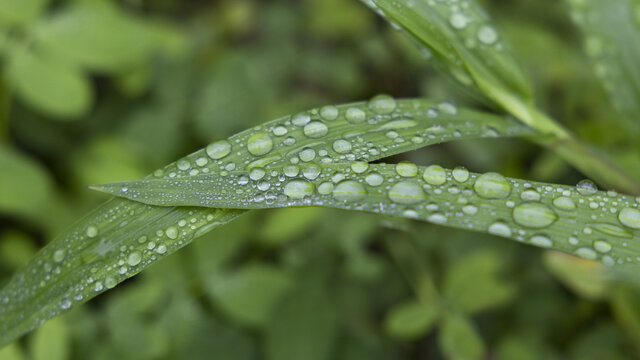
<box><xmin>0</xmin><ymin>97</ymin><xmax>530</xmax><ymax>347</ymax></box>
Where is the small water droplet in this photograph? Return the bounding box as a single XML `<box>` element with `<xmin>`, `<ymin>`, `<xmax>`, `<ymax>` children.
<box><xmin>273</xmin><ymin>125</ymin><xmax>288</xmax><ymax>136</ymax></box>
<box><xmin>576</xmin><ymin>179</ymin><xmax>598</xmax><ymax>195</ymax></box>
<box><xmin>318</xmin><ymin>182</ymin><xmax>334</xmax><ymax>195</ymax></box>
<box><xmin>53</xmin><ymin>250</ymin><xmax>65</xmax><ymax>263</ymax></box>
<box><xmin>249</xmin><ymin>168</ymin><xmax>266</xmax><ymax>181</ymax></box>
<box><xmin>575</xmin><ymin>247</ymin><xmax>597</xmax><ymax>260</ymax></box>
<box><xmin>166</xmin><ymin>226</ymin><xmax>179</xmax><ymax>239</ymax></box>
<box><xmin>299</xmin><ymin>148</ymin><xmax>316</xmax><ymax>162</ymax></box>
<box><xmin>292</xmin><ymin>113</ymin><xmax>311</xmax><ymax>127</ymax></box>
<box><xmin>351</xmin><ymin>161</ymin><xmax>369</xmax><ymax>174</ymax></box>
<box><xmin>530</xmin><ymin>235</ymin><xmax>553</xmax><ymax>248</ymax></box>
<box><xmin>365</xmin><ymin>172</ymin><xmax>384</xmax><ymax>187</ymax></box>
<box><xmin>333</xmin><ymin>139</ymin><xmax>352</xmax><ymax>154</ymax></box>
<box><xmin>423</xmin><ymin>165</ymin><xmax>447</xmax><ymax>185</ymax></box>
<box><xmin>462</xmin><ymin>205</ymin><xmax>478</xmax><ymax>215</ymax></box>
<box><xmin>477</xmin><ymin>25</ymin><xmax>498</xmax><ymax>44</ymax></box>
<box><xmin>520</xmin><ymin>190</ymin><xmax>541</xmax><ymax>202</ymax></box>
<box><xmin>618</xmin><ymin>207</ymin><xmax>640</xmax><ymax>229</ymax></box>
<box><xmin>127</xmin><ymin>252</ymin><xmax>142</xmax><ymax>266</ymax></box>
<box><xmin>345</xmin><ymin>107</ymin><xmax>366</xmax><ymax>124</ymax></box>
<box><xmin>488</xmin><ymin>221</ymin><xmax>512</xmax><ymax>237</ymax></box>
<box><xmin>452</xmin><ymin>167</ymin><xmax>469</xmax><ymax>182</ymax></box>
<box><xmin>449</xmin><ymin>13</ymin><xmax>468</xmax><ymax>29</ymax></box>
<box><xmin>395</xmin><ymin>161</ymin><xmax>418</xmax><ymax>177</ymax></box>
<box><xmin>552</xmin><ymin>196</ymin><xmax>576</xmax><ymax>210</ymax></box>
<box><xmin>388</xmin><ymin>181</ymin><xmax>427</xmax><ymax>205</ymax></box>
<box><xmin>333</xmin><ymin>180</ymin><xmax>367</xmax><ymax>202</ymax></box>
<box><xmin>474</xmin><ymin>172</ymin><xmax>511</xmax><ymax>199</ymax></box>
<box><xmin>303</xmin><ymin>121</ymin><xmax>329</xmax><ymax>138</ymax></box>
<box><xmin>206</xmin><ymin>140</ymin><xmax>232</xmax><ymax>159</ymax></box>
<box><xmin>247</xmin><ymin>133</ymin><xmax>274</xmax><ymax>156</ymax></box>
<box><xmin>284</xmin><ymin>180</ymin><xmax>315</xmax><ymax>198</ymax></box>
<box><xmin>368</xmin><ymin>94</ymin><xmax>397</xmax><ymax>114</ymax></box>
<box><xmin>86</xmin><ymin>226</ymin><xmax>98</xmax><ymax>238</ymax></box>
<box><xmin>320</xmin><ymin>105</ymin><xmax>339</xmax><ymax>120</ymax></box>
<box><xmin>512</xmin><ymin>203</ymin><xmax>558</xmax><ymax>228</ymax></box>
<box><xmin>593</xmin><ymin>240</ymin><xmax>612</xmax><ymax>253</ymax></box>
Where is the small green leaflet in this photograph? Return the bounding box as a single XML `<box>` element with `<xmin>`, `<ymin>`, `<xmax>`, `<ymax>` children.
<box><xmin>93</xmin><ymin>162</ymin><xmax>640</xmax><ymax>267</ymax></box>
<box><xmin>0</xmin><ymin>97</ymin><xmax>530</xmax><ymax>347</ymax></box>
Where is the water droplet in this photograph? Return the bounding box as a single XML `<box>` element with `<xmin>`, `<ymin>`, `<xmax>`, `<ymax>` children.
<box><xmin>177</xmin><ymin>160</ymin><xmax>191</xmax><ymax>171</ymax></box>
<box><xmin>368</xmin><ymin>94</ymin><xmax>397</xmax><ymax>114</ymax></box>
<box><xmin>552</xmin><ymin>196</ymin><xmax>576</xmax><ymax>210</ymax></box>
<box><xmin>284</xmin><ymin>165</ymin><xmax>300</xmax><ymax>177</ymax></box>
<box><xmin>576</xmin><ymin>179</ymin><xmax>597</xmax><ymax>195</ymax></box>
<box><xmin>333</xmin><ymin>139</ymin><xmax>352</xmax><ymax>153</ymax></box>
<box><xmin>206</xmin><ymin>140</ymin><xmax>232</xmax><ymax>159</ymax></box>
<box><xmin>60</xmin><ymin>297</ymin><xmax>72</xmax><ymax>310</ymax></box>
<box><xmin>303</xmin><ymin>121</ymin><xmax>329</xmax><ymax>138</ymax></box>
<box><xmin>388</xmin><ymin>181</ymin><xmax>427</xmax><ymax>205</ymax></box>
<box><xmin>86</xmin><ymin>226</ymin><xmax>98</xmax><ymax>238</ymax></box>
<box><xmin>520</xmin><ymin>190</ymin><xmax>541</xmax><ymax>202</ymax></box>
<box><xmin>156</xmin><ymin>244</ymin><xmax>167</xmax><ymax>254</ymax></box>
<box><xmin>105</xmin><ymin>276</ymin><xmax>117</xmax><ymax>289</ymax></box>
<box><xmin>320</xmin><ymin>105</ymin><xmax>339</xmax><ymax>120</ymax></box>
<box><xmin>351</xmin><ymin>161</ymin><xmax>369</xmax><ymax>174</ymax></box>
<box><xmin>593</xmin><ymin>240</ymin><xmax>612</xmax><ymax>253</ymax></box>
<box><xmin>345</xmin><ymin>107</ymin><xmax>366</xmax><ymax>124</ymax></box>
<box><xmin>462</xmin><ymin>205</ymin><xmax>478</xmax><ymax>215</ymax></box>
<box><xmin>395</xmin><ymin>161</ymin><xmax>418</xmax><ymax>177</ymax></box>
<box><xmin>618</xmin><ymin>207</ymin><xmax>640</xmax><ymax>229</ymax></box>
<box><xmin>438</xmin><ymin>101</ymin><xmax>458</xmax><ymax>115</ymax></box>
<box><xmin>427</xmin><ymin>213</ymin><xmax>447</xmax><ymax>224</ymax></box>
<box><xmin>452</xmin><ymin>167</ymin><xmax>469</xmax><ymax>182</ymax></box>
<box><xmin>575</xmin><ymin>247</ymin><xmax>597</xmax><ymax>260</ymax></box>
<box><xmin>449</xmin><ymin>13</ymin><xmax>468</xmax><ymax>29</ymax></box>
<box><xmin>273</xmin><ymin>126</ymin><xmax>288</xmax><ymax>136</ymax></box>
<box><xmin>477</xmin><ymin>25</ymin><xmax>498</xmax><ymax>44</ymax></box>
<box><xmin>53</xmin><ymin>250</ymin><xmax>65</xmax><ymax>263</ymax></box>
<box><xmin>591</xmin><ymin>223</ymin><xmax>633</xmax><ymax>238</ymax></box>
<box><xmin>166</xmin><ymin>226</ymin><xmax>179</xmax><ymax>239</ymax></box>
<box><xmin>249</xmin><ymin>168</ymin><xmax>266</xmax><ymax>181</ymax></box>
<box><xmin>512</xmin><ymin>203</ymin><xmax>557</xmax><ymax>228</ymax></box>
<box><xmin>195</xmin><ymin>157</ymin><xmax>208</xmax><ymax>167</ymax></box>
<box><xmin>302</xmin><ymin>166</ymin><xmax>321</xmax><ymax>180</ymax></box>
<box><xmin>365</xmin><ymin>172</ymin><xmax>384</xmax><ymax>186</ymax></box>
<box><xmin>474</xmin><ymin>172</ymin><xmax>511</xmax><ymax>199</ymax></box>
<box><xmin>127</xmin><ymin>252</ymin><xmax>142</xmax><ymax>266</ymax></box>
<box><xmin>488</xmin><ymin>221</ymin><xmax>512</xmax><ymax>237</ymax></box>
<box><xmin>318</xmin><ymin>182</ymin><xmax>334</xmax><ymax>195</ymax></box>
<box><xmin>247</xmin><ymin>133</ymin><xmax>274</xmax><ymax>156</ymax></box>
<box><xmin>299</xmin><ymin>148</ymin><xmax>316</xmax><ymax>162</ymax></box>
<box><xmin>530</xmin><ymin>235</ymin><xmax>553</xmax><ymax>248</ymax></box>
<box><xmin>423</xmin><ymin>165</ymin><xmax>447</xmax><ymax>186</ymax></box>
<box><xmin>292</xmin><ymin>113</ymin><xmax>311</xmax><ymax>127</ymax></box>
<box><xmin>333</xmin><ymin>180</ymin><xmax>367</xmax><ymax>202</ymax></box>
<box><xmin>284</xmin><ymin>180</ymin><xmax>315</xmax><ymax>198</ymax></box>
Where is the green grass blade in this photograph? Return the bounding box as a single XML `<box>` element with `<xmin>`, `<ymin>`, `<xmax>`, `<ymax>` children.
<box><xmin>0</xmin><ymin>97</ymin><xmax>531</xmax><ymax>347</ymax></box>
<box><xmin>93</xmin><ymin>163</ymin><xmax>640</xmax><ymax>267</ymax></box>
<box><xmin>362</xmin><ymin>0</ymin><xmax>547</xmax><ymax>130</ymax></box>
<box><xmin>567</xmin><ymin>0</ymin><xmax>640</xmax><ymax>133</ymax></box>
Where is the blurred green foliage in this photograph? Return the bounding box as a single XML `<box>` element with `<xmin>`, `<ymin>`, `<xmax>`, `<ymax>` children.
<box><xmin>1</xmin><ymin>0</ymin><xmax>640</xmax><ymax>359</ymax></box>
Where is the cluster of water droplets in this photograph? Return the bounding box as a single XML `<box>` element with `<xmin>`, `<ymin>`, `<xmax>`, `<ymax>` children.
<box><xmin>112</xmin><ymin>160</ymin><xmax>640</xmax><ymax>268</ymax></box>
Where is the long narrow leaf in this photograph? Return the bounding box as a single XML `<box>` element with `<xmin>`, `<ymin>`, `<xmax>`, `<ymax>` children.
<box><xmin>0</xmin><ymin>97</ymin><xmax>531</xmax><ymax>347</ymax></box>
<box><xmin>94</xmin><ymin>163</ymin><xmax>640</xmax><ymax>267</ymax></box>
<box><xmin>567</xmin><ymin>0</ymin><xmax>640</xmax><ymax>133</ymax></box>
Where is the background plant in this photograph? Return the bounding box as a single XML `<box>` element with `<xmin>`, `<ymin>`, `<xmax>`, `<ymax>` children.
<box><xmin>1</xmin><ymin>0</ymin><xmax>640</xmax><ymax>359</ymax></box>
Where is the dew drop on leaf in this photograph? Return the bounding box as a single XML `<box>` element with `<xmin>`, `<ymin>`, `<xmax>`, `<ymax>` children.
<box><xmin>474</xmin><ymin>172</ymin><xmax>511</xmax><ymax>199</ymax></box>
<box><xmin>333</xmin><ymin>180</ymin><xmax>367</xmax><ymax>202</ymax></box>
<box><xmin>388</xmin><ymin>181</ymin><xmax>427</xmax><ymax>205</ymax></box>
<box><xmin>512</xmin><ymin>203</ymin><xmax>557</xmax><ymax>228</ymax></box>
<box><xmin>206</xmin><ymin>140</ymin><xmax>232</xmax><ymax>159</ymax></box>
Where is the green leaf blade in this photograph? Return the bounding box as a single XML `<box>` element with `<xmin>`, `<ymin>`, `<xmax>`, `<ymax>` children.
<box><xmin>97</xmin><ymin>163</ymin><xmax>640</xmax><ymax>267</ymax></box>
<box><xmin>0</xmin><ymin>97</ymin><xmax>527</xmax><ymax>347</ymax></box>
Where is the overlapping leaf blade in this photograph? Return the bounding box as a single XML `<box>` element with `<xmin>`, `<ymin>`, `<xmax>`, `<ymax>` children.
<box><xmin>567</xmin><ymin>0</ymin><xmax>640</xmax><ymax>133</ymax></box>
<box><xmin>0</xmin><ymin>97</ymin><xmax>531</xmax><ymax>347</ymax></box>
<box><xmin>94</xmin><ymin>162</ymin><xmax>640</xmax><ymax>267</ymax></box>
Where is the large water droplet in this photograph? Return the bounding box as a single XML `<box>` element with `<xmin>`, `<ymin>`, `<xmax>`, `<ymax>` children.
<box><xmin>368</xmin><ymin>94</ymin><xmax>397</xmax><ymax>114</ymax></box>
<box><xmin>395</xmin><ymin>161</ymin><xmax>418</xmax><ymax>177</ymax></box>
<box><xmin>299</xmin><ymin>148</ymin><xmax>316</xmax><ymax>162</ymax></box>
<box><xmin>365</xmin><ymin>172</ymin><xmax>384</xmax><ymax>186</ymax></box>
<box><xmin>593</xmin><ymin>240</ymin><xmax>612</xmax><ymax>253</ymax></box>
<box><xmin>530</xmin><ymin>235</ymin><xmax>553</xmax><ymax>248</ymax></box>
<box><xmin>591</xmin><ymin>223</ymin><xmax>633</xmax><ymax>238</ymax></box>
<box><xmin>333</xmin><ymin>180</ymin><xmax>367</xmax><ymax>202</ymax></box>
<box><xmin>452</xmin><ymin>167</ymin><xmax>469</xmax><ymax>183</ymax></box>
<box><xmin>127</xmin><ymin>252</ymin><xmax>142</xmax><ymax>266</ymax></box>
<box><xmin>206</xmin><ymin>140</ymin><xmax>232</xmax><ymax>159</ymax></box>
<box><xmin>345</xmin><ymin>107</ymin><xmax>366</xmax><ymax>124</ymax></box>
<box><xmin>247</xmin><ymin>133</ymin><xmax>273</xmax><ymax>156</ymax></box>
<box><xmin>575</xmin><ymin>247</ymin><xmax>597</xmax><ymax>260</ymax></box>
<box><xmin>303</xmin><ymin>121</ymin><xmax>329</xmax><ymax>138</ymax></box>
<box><xmin>333</xmin><ymin>139</ymin><xmax>352</xmax><ymax>154</ymax></box>
<box><xmin>351</xmin><ymin>161</ymin><xmax>369</xmax><ymax>174</ymax></box>
<box><xmin>284</xmin><ymin>180</ymin><xmax>315</xmax><ymax>198</ymax></box>
<box><xmin>86</xmin><ymin>226</ymin><xmax>98</xmax><ymax>238</ymax></box>
<box><xmin>292</xmin><ymin>113</ymin><xmax>311</xmax><ymax>127</ymax></box>
<box><xmin>449</xmin><ymin>13</ymin><xmax>468</xmax><ymax>29</ymax></box>
<box><xmin>423</xmin><ymin>165</ymin><xmax>447</xmax><ymax>186</ymax></box>
<box><xmin>388</xmin><ymin>181</ymin><xmax>427</xmax><ymax>205</ymax></box>
<box><xmin>552</xmin><ymin>196</ymin><xmax>576</xmax><ymax>210</ymax></box>
<box><xmin>474</xmin><ymin>173</ymin><xmax>511</xmax><ymax>199</ymax></box>
<box><xmin>618</xmin><ymin>207</ymin><xmax>640</xmax><ymax>229</ymax></box>
<box><xmin>477</xmin><ymin>25</ymin><xmax>498</xmax><ymax>44</ymax></box>
<box><xmin>320</xmin><ymin>106</ymin><xmax>339</xmax><ymax>121</ymax></box>
<box><xmin>520</xmin><ymin>190</ymin><xmax>541</xmax><ymax>202</ymax></box>
<box><xmin>512</xmin><ymin>203</ymin><xmax>558</xmax><ymax>228</ymax></box>
<box><xmin>488</xmin><ymin>221</ymin><xmax>512</xmax><ymax>237</ymax></box>
<box><xmin>576</xmin><ymin>179</ymin><xmax>597</xmax><ymax>195</ymax></box>
<box><xmin>53</xmin><ymin>250</ymin><xmax>65</xmax><ymax>263</ymax></box>
<box><xmin>166</xmin><ymin>226</ymin><xmax>179</xmax><ymax>239</ymax></box>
